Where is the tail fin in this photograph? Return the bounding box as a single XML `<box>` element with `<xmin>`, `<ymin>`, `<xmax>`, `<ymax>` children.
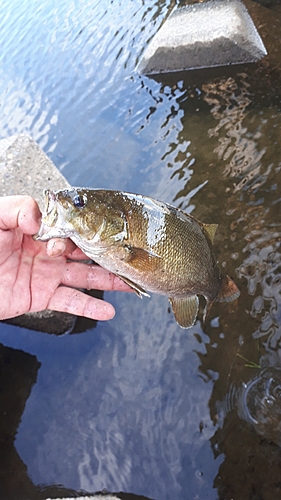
<box><xmin>203</xmin><ymin>275</ymin><xmax>240</xmax><ymax>323</ymax></box>
<box><xmin>217</xmin><ymin>275</ymin><xmax>240</xmax><ymax>303</ymax></box>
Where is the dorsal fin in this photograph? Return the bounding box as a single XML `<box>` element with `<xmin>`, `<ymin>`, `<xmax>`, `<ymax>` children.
<box><xmin>202</xmin><ymin>223</ymin><xmax>218</xmax><ymax>244</ymax></box>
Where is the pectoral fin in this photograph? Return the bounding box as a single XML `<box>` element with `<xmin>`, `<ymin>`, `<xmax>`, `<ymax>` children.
<box><xmin>117</xmin><ymin>274</ymin><xmax>150</xmax><ymax>298</ymax></box>
<box><xmin>123</xmin><ymin>246</ymin><xmax>161</xmax><ymax>273</ymax></box>
<box><xmin>169</xmin><ymin>295</ymin><xmax>199</xmax><ymax>329</ymax></box>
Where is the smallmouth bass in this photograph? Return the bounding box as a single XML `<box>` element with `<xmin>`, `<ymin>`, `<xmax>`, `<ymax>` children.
<box><xmin>35</xmin><ymin>188</ymin><xmax>240</xmax><ymax>328</ymax></box>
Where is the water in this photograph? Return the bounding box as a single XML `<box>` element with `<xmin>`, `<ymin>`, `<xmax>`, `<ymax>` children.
<box><xmin>0</xmin><ymin>0</ymin><xmax>281</xmax><ymax>499</ymax></box>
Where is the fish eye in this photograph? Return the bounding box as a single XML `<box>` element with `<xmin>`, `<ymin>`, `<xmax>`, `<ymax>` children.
<box><xmin>73</xmin><ymin>194</ymin><xmax>86</xmax><ymax>208</ymax></box>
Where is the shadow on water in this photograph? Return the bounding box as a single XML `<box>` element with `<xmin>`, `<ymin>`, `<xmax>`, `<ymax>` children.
<box><xmin>0</xmin><ymin>0</ymin><xmax>281</xmax><ymax>499</ymax></box>
<box><xmin>0</xmin><ymin>341</ymin><xmax>154</xmax><ymax>500</ymax></box>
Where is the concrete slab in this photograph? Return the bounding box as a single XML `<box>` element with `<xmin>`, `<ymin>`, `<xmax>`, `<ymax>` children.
<box><xmin>0</xmin><ymin>134</ymin><xmax>70</xmax><ymax>210</ymax></box>
<box><xmin>0</xmin><ymin>134</ymin><xmax>76</xmax><ymax>334</ymax></box>
<box><xmin>138</xmin><ymin>0</ymin><xmax>267</xmax><ymax>75</ymax></box>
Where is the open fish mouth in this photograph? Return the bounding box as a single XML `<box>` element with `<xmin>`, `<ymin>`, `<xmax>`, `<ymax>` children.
<box><xmin>34</xmin><ymin>189</ymin><xmax>72</xmax><ymax>241</ymax></box>
<box><xmin>35</xmin><ymin>223</ymin><xmax>69</xmax><ymax>241</ymax></box>
<box><xmin>44</xmin><ymin>189</ymin><xmax>57</xmax><ymax>215</ymax></box>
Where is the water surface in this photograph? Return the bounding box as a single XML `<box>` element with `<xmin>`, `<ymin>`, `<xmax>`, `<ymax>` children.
<box><xmin>0</xmin><ymin>0</ymin><xmax>281</xmax><ymax>499</ymax></box>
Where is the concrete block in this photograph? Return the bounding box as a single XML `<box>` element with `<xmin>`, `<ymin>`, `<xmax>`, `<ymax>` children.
<box><xmin>138</xmin><ymin>0</ymin><xmax>267</xmax><ymax>75</ymax></box>
<box><xmin>0</xmin><ymin>134</ymin><xmax>70</xmax><ymax>210</ymax></box>
<box><xmin>0</xmin><ymin>134</ymin><xmax>76</xmax><ymax>334</ymax></box>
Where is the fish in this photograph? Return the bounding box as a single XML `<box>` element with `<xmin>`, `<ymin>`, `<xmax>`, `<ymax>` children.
<box><xmin>35</xmin><ymin>187</ymin><xmax>240</xmax><ymax>328</ymax></box>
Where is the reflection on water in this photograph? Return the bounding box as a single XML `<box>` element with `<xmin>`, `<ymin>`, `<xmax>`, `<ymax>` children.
<box><xmin>203</xmin><ymin>74</ymin><xmax>268</xmax><ymax>194</ymax></box>
<box><xmin>201</xmin><ymin>70</ymin><xmax>281</xmax><ymax>351</ymax></box>
<box><xmin>17</xmin><ymin>300</ymin><xmax>218</xmax><ymax>499</ymax></box>
<box><xmin>0</xmin><ymin>0</ymin><xmax>281</xmax><ymax>498</ymax></box>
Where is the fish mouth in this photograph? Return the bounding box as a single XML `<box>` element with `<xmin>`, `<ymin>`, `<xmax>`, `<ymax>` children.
<box><xmin>34</xmin><ymin>189</ymin><xmax>71</xmax><ymax>241</ymax></box>
<box><xmin>34</xmin><ymin>223</ymin><xmax>69</xmax><ymax>241</ymax></box>
<box><xmin>44</xmin><ymin>189</ymin><xmax>56</xmax><ymax>214</ymax></box>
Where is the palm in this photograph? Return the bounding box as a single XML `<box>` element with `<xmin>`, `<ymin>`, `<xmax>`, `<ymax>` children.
<box><xmin>0</xmin><ymin>196</ymin><xmax>131</xmax><ymax>321</ymax></box>
<box><xmin>0</xmin><ymin>228</ymin><xmax>64</xmax><ymax>317</ymax></box>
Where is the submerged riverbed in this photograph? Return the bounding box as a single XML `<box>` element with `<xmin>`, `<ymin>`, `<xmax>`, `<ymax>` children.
<box><xmin>0</xmin><ymin>0</ymin><xmax>281</xmax><ymax>499</ymax></box>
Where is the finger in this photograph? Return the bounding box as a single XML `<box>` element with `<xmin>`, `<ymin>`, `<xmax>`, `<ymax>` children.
<box><xmin>0</xmin><ymin>195</ymin><xmax>41</xmax><ymax>234</ymax></box>
<box><xmin>62</xmin><ymin>262</ymin><xmax>134</xmax><ymax>292</ymax></box>
<box><xmin>47</xmin><ymin>286</ymin><xmax>116</xmax><ymax>320</ymax></box>
<box><xmin>66</xmin><ymin>247</ymin><xmax>91</xmax><ymax>260</ymax></box>
<box><xmin>46</xmin><ymin>238</ymin><xmax>91</xmax><ymax>260</ymax></box>
<box><xmin>46</xmin><ymin>238</ymin><xmax>77</xmax><ymax>258</ymax></box>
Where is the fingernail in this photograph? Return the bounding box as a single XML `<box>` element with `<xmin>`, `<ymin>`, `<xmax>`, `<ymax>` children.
<box><xmin>47</xmin><ymin>239</ymin><xmax>66</xmax><ymax>257</ymax></box>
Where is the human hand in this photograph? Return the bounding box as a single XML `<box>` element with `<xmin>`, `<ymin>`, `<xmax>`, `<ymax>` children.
<box><xmin>0</xmin><ymin>195</ymin><xmax>131</xmax><ymax>321</ymax></box>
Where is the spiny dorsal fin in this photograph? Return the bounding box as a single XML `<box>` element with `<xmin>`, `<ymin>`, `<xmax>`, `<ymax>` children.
<box><xmin>169</xmin><ymin>295</ymin><xmax>199</xmax><ymax>329</ymax></box>
<box><xmin>202</xmin><ymin>223</ymin><xmax>218</xmax><ymax>244</ymax></box>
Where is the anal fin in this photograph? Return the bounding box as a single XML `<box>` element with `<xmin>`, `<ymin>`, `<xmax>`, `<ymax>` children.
<box><xmin>169</xmin><ymin>295</ymin><xmax>199</xmax><ymax>329</ymax></box>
